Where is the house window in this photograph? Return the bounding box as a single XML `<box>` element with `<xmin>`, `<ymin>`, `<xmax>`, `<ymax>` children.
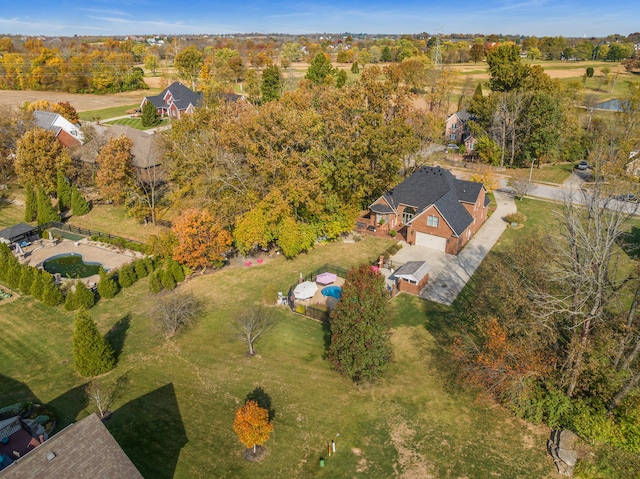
<box><xmin>451</xmin><ymin>123</ymin><xmax>457</xmax><ymax>130</ymax></box>
<box><xmin>427</xmin><ymin>215</ymin><xmax>439</xmax><ymax>227</ymax></box>
<box><xmin>450</xmin><ymin>134</ymin><xmax>457</xmax><ymax>141</ymax></box>
<box><xmin>402</xmin><ymin>207</ymin><xmax>415</xmax><ymax>224</ymax></box>
<box><xmin>468</xmin><ymin>142</ymin><xmax>474</xmax><ymax>150</ymax></box>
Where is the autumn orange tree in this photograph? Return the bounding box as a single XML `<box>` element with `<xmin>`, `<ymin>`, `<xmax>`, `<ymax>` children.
<box><xmin>15</xmin><ymin>128</ymin><xmax>71</xmax><ymax>193</ymax></box>
<box><xmin>171</xmin><ymin>208</ymin><xmax>233</xmax><ymax>270</ymax></box>
<box><xmin>233</xmin><ymin>400</ymin><xmax>274</xmax><ymax>455</ymax></box>
<box><xmin>95</xmin><ymin>135</ymin><xmax>134</xmax><ymax>204</ymax></box>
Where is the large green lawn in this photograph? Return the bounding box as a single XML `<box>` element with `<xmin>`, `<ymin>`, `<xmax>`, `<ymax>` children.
<box><xmin>0</xmin><ymin>235</ymin><xmax>554</xmax><ymax>479</ymax></box>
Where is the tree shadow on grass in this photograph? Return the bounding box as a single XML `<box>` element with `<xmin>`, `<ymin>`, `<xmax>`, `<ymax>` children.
<box><xmin>321</xmin><ymin>320</ymin><xmax>332</xmax><ymax>354</ymax></box>
<box><xmin>108</xmin><ymin>383</ymin><xmax>187</xmax><ymax>479</ymax></box>
<box><xmin>618</xmin><ymin>226</ymin><xmax>640</xmax><ymax>259</ymax></box>
<box><xmin>48</xmin><ymin>382</ymin><xmax>89</xmax><ymax>428</ymax></box>
<box><xmin>105</xmin><ymin>313</ymin><xmax>131</xmax><ymax>363</ymax></box>
<box><xmin>245</xmin><ymin>386</ymin><xmax>276</xmax><ymax>421</ymax></box>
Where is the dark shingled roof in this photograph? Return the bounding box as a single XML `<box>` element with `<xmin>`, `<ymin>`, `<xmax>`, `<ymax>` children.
<box><xmin>370</xmin><ymin>203</ymin><xmax>394</xmax><ymax>214</ymax></box>
<box><xmin>375</xmin><ymin>166</ymin><xmax>485</xmax><ymax>237</ymax></box>
<box><xmin>0</xmin><ymin>414</ymin><xmax>144</xmax><ymax>479</ymax></box>
<box><xmin>32</xmin><ymin>110</ymin><xmax>62</xmax><ymax>136</ymax></box>
<box><xmin>145</xmin><ymin>81</ymin><xmax>202</xmax><ymax>112</ymax></box>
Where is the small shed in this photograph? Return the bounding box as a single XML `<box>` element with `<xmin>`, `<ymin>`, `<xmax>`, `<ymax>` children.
<box><xmin>0</xmin><ymin>223</ymin><xmax>38</xmax><ymax>245</ymax></box>
<box><xmin>394</xmin><ymin>261</ymin><xmax>431</xmax><ymax>295</ymax></box>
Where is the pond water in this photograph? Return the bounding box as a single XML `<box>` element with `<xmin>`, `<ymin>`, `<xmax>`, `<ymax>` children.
<box><xmin>321</xmin><ymin>285</ymin><xmax>342</xmax><ymax>300</ymax></box>
<box><xmin>42</xmin><ymin>253</ymin><xmax>103</xmax><ymax>278</ymax></box>
<box><xmin>593</xmin><ymin>99</ymin><xmax>629</xmax><ymax>111</ymax></box>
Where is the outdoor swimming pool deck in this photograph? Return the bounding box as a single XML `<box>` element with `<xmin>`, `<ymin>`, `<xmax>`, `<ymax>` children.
<box><xmin>22</xmin><ymin>238</ymin><xmax>142</xmax><ymax>285</ymax></box>
<box><xmin>296</xmin><ymin>276</ymin><xmax>345</xmax><ymax>310</ymax></box>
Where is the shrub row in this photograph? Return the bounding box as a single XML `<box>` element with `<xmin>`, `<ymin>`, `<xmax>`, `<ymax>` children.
<box><xmin>89</xmin><ymin>235</ymin><xmax>146</xmax><ymax>253</ymax></box>
<box><xmin>149</xmin><ymin>259</ymin><xmax>186</xmax><ymax>294</ymax></box>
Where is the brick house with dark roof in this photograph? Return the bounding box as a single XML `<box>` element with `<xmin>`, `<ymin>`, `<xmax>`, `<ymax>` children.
<box><xmin>445</xmin><ymin>108</ymin><xmax>477</xmax><ymax>153</ymax></box>
<box><xmin>140</xmin><ymin>81</ymin><xmax>203</xmax><ymax>119</ymax></box>
<box><xmin>362</xmin><ymin>166</ymin><xmax>490</xmax><ymax>255</ymax></box>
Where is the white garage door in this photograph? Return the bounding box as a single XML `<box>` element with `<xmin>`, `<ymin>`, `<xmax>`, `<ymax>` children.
<box><xmin>415</xmin><ymin>232</ymin><xmax>447</xmax><ymax>252</ymax></box>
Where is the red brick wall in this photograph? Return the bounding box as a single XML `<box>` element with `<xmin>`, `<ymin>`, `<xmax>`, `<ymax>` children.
<box><xmin>397</xmin><ymin>274</ymin><xmax>429</xmax><ymax>295</ymax></box>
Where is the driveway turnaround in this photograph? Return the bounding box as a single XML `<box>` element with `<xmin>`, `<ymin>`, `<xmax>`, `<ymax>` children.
<box><xmin>417</xmin><ymin>190</ymin><xmax>517</xmax><ymax>305</ymax></box>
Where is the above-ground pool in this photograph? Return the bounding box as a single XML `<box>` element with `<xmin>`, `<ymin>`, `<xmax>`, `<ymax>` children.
<box><xmin>321</xmin><ymin>285</ymin><xmax>342</xmax><ymax>300</ymax></box>
<box><xmin>42</xmin><ymin>253</ymin><xmax>103</xmax><ymax>278</ymax></box>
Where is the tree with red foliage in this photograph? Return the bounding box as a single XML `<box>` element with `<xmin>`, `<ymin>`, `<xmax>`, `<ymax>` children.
<box><xmin>171</xmin><ymin>208</ymin><xmax>232</xmax><ymax>270</ymax></box>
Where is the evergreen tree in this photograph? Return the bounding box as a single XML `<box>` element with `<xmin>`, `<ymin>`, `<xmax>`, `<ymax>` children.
<box><xmin>18</xmin><ymin>265</ymin><xmax>34</xmax><ymax>295</ymax></box>
<box><xmin>117</xmin><ymin>264</ymin><xmax>136</xmax><ymax>288</ymax></box>
<box><xmin>351</xmin><ymin>61</ymin><xmax>360</xmax><ymax>74</ymax></box>
<box><xmin>381</xmin><ymin>46</ymin><xmax>392</xmax><ymax>62</ymax></box>
<box><xmin>23</xmin><ymin>182</ymin><xmax>37</xmax><ymax>222</ymax></box>
<box><xmin>305</xmin><ymin>53</ymin><xmax>335</xmax><ymax>85</ymax></box>
<box><xmin>336</xmin><ymin>69</ymin><xmax>347</xmax><ymax>88</ymax></box>
<box><xmin>141</xmin><ymin>100</ymin><xmax>161</xmax><ymax>127</ymax></box>
<box><xmin>65</xmin><ymin>281</ymin><xmax>95</xmax><ymax>311</ymax></box>
<box><xmin>56</xmin><ymin>170</ymin><xmax>72</xmax><ymax>212</ymax></box>
<box><xmin>36</xmin><ymin>187</ymin><xmax>60</xmax><ymax>225</ymax></box>
<box><xmin>167</xmin><ymin>259</ymin><xmax>185</xmax><ymax>283</ymax></box>
<box><xmin>70</xmin><ymin>187</ymin><xmax>91</xmax><ymax>216</ymax></box>
<box><xmin>72</xmin><ymin>309</ymin><xmax>116</xmax><ymax>377</ymax></box>
<box><xmin>30</xmin><ymin>270</ymin><xmax>44</xmax><ymax>300</ymax></box>
<box><xmin>327</xmin><ymin>264</ymin><xmax>393</xmax><ymax>383</ymax></box>
<box><xmin>42</xmin><ymin>272</ymin><xmax>64</xmax><ymax>306</ymax></box>
<box><xmin>5</xmin><ymin>262</ymin><xmax>21</xmax><ymax>289</ymax></box>
<box><xmin>149</xmin><ymin>271</ymin><xmax>163</xmax><ymax>294</ymax></box>
<box><xmin>160</xmin><ymin>269</ymin><xmax>176</xmax><ymax>290</ymax></box>
<box><xmin>97</xmin><ymin>268</ymin><xmax>119</xmax><ymax>299</ymax></box>
<box><xmin>261</xmin><ymin>65</ymin><xmax>282</xmax><ymax>102</ymax></box>
<box><xmin>134</xmin><ymin>259</ymin><xmax>149</xmax><ymax>279</ymax></box>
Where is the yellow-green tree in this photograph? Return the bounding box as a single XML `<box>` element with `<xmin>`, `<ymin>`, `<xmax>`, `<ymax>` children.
<box><xmin>15</xmin><ymin>128</ymin><xmax>70</xmax><ymax>193</ymax></box>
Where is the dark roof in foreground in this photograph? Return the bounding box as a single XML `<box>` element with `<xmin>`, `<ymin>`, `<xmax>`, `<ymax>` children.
<box><xmin>0</xmin><ymin>414</ymin><xmax>144</xmax><ymax>479</ymax></box>
<box><xmin>0</xmin><ymin>223</ymin><xmax>37</xmax><ymax>241</ymax></box>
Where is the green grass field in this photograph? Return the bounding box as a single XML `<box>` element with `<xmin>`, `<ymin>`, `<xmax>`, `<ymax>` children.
<box><xmin>78</xmin><ymin>104</ymin><xmax>140</xmax><ymax>121</ymax></box>
<box><xmin>0</xmin><ymin>232</ymin><xmax>555</xmax><ymax>478</ymax></box>
<box><xmin>105</xmin><ymin>117</ymin><xmax>169</xmax><ymax>130</ymax></box>
<box><xmin>505</xmin><ymin>162</ymin><xmax>575</xmax><ymax>184</ymax></box>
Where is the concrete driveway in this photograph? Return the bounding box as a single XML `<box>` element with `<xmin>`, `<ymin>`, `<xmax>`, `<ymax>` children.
<box><xmin>389</xmin><ymin>189</ymin><xmax>517</xmax><ymax>306</ymax></box>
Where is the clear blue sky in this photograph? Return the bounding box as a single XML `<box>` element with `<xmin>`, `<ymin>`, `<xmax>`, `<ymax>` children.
<box><xmin>1</xmin><ymin>0</ymin><xmax>638</xmax><ymax>38</ymax></box>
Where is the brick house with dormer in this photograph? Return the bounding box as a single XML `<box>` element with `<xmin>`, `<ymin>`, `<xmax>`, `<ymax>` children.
<box><xmin>361</xmin><ymin>166</ymin><xmax>490</xmax><ymax>255</ymax></box>
<box><xmin>445</xmin><ymin>108</ymin><xmax>476</xmax><ymax>152</ymax></box>
<box><xmin>140</xmin><ymin>81</ymin><xmax>203</xmax><ymax>119</ymax></box>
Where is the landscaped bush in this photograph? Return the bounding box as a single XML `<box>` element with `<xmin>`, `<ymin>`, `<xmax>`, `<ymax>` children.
<box><xmin>149</xmin><ymin>271</ymin><xmax>163</xmax><ymax>294</ymax></box>
<box><xmin>89</xmin><ymin>235</ymin><xmax>146</xmax><ymax>253</ymax></box>
<box><xmin>167</xmin><ymin>259</ymin><xmax>185</xmax><ymax>283</ymax></box>
<box><xmin>18</xmin><ymin>265</ymin><xmax>35</xmax><ymax>294</ymax></box>
<box><xmin>389</xmin><ymin>229</ymin><xmax>397</xmax><ymax>238</ymax></box>
<box><xmin>505</xmin><ymin>212</ymin><xmax>527</xmax><ymax>224</ymax></box>
<box><xmin>97</xmin><ymin>268</ymin><xmax>119</xmax><ymax>299</ymax></box>
<box><xmin>42</xmin><ymin>273</ymin><xmax>64</xmax><ymax>306</ymax></box>
<box><xmin>134</xmin><ymin>259</ymin><xmax>149</xmax><ymax>279</ymax></box>
<box><xmin>30</xmin><ymin>271</ymin><xmax>44</xmax><ymax>300</ymax></box>
<box><xmin>117</xmin><ymin>264</ymin><xmax>137</xmax><ymax>288</ymax></box>
<box><xmin>160</xmin><ymin>269</ymin><xmax>176</xmax><ymax>291</ymax></box>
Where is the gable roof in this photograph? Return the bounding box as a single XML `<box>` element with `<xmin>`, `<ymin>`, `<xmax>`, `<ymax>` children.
<box><xmin>372</xmin><ymin>166</ymin><xmax>485</xmax><ymax>236</ymax></box>
<box><xmin>447</xmin><ymin>108</ymin><xmax>472</xmax><ymax>123</ymax></box>
<box><xmin>144</xmin><ymin>82</ymin><xmax>202</xmax><ymax>112</ymax></box>
<box><xmin>32</xmin><ymin>110</ymin><xmax>83</xmax><ymax>145</ymax></box>
<box><xmin>394</xmin><ymin>261</ymin><xmax>431</xmax><ymax>283</ymax></box>
<box><xmin>0</xmin><ymin>414</ymin><xmax>144</xmax><ymax>479</ymax></box>
<box><xmin>79</xmin><ymin>125</ymin><xmax>162</xmax><ymax>170</ymax></box>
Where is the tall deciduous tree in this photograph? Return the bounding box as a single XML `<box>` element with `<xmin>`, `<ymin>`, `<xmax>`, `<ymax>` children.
<box><xmin>171</xmin><ymin>208</ymin><xmax>233</xmax><ymax>270</ymax></box>
<box><xmin>72</xmin><ymin>309</ymin><xmax>116</xmax><ymax>377</ymax></box>
<box><xmin>174</xmin><ymin>46</ymin><xmax>203</xmax><ymax>90</ymax></box>
<box><xmin>233</xmin><ymin>400</ymin><xmax>274</xmax><ymax>455</ymax></box>
<box><xmin>486</xmin><ymin>43</ymin><xmax>530</xmax><ymax>92</ymax></box>
<box><xmin>232</xmin><ymin>306</ymin><xmax>277</xmax><ymax>355</ymax></box>
<box><xmin>15</xmin><ymin>128</ymin><xmax>71</xmax><ymax>193</ymax></box>
<box><xmin>95</xmin><ymin>135</ymin><xmax>134</xmax><ymax>204</ymax></box>
<box><xmin>327</xmin><ymin>264</ymin><xmax>392</xmax><ymax>383</ymax></box>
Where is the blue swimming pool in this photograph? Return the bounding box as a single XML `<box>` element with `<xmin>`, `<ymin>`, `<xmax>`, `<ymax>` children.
<box><xmin>321</xmin><ymin>285</ymin><xmax>342</xmax><ymax>299</ymax></box>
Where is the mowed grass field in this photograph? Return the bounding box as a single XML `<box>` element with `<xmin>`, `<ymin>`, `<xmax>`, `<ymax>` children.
<box><xmin>0</xmin><ymin>225</ymin><xmax>556</xmax><ymax>478</ymax></box>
